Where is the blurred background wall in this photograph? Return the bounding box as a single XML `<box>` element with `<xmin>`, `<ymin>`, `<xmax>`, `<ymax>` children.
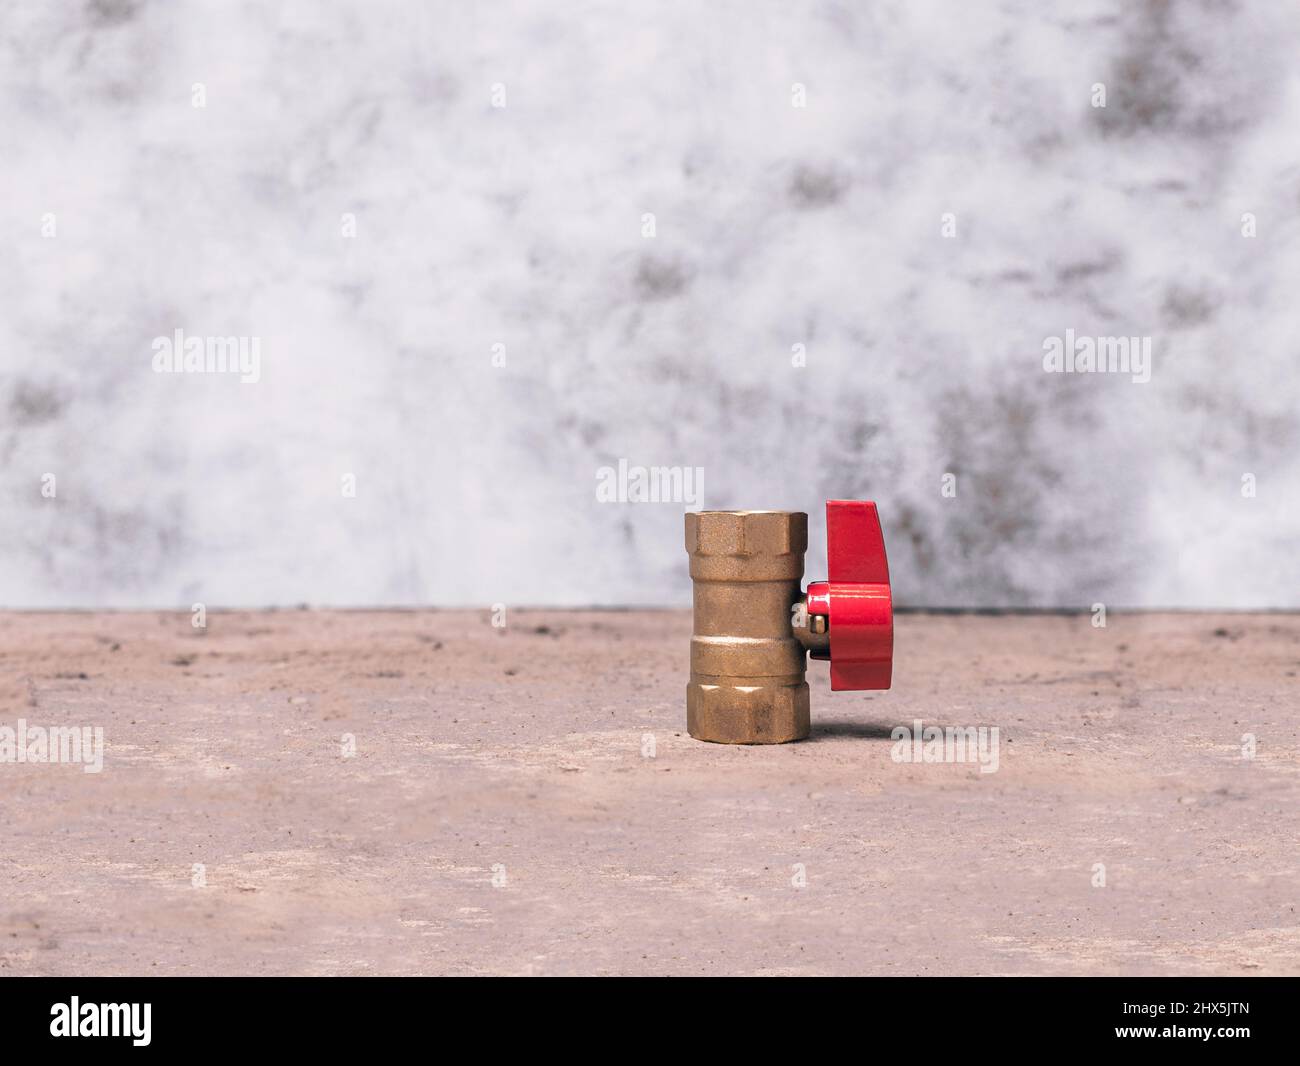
<box><xmin>3</xmin><ymin>0</ymin><xmax>1298</xmax><ymax>608</ymax></box>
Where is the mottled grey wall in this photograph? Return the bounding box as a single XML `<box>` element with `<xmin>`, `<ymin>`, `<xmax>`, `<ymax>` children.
<box><xmin>3</xmin><ymin>1</ymin><xmax>1298</xmax><ymax>608</ymax></box>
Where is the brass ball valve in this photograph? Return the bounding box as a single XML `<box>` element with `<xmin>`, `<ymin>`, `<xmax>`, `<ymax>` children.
<box><xmin>684</xmin><ymin>500</ymin><xmax>893</xmax><ymax>743</ymax></box>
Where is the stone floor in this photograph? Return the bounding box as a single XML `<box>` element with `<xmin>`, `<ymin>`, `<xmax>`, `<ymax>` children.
<box><xmin>1</xmin><ymin>609</ymin><xmax>1297</xmax><ymax>975</ymax></box>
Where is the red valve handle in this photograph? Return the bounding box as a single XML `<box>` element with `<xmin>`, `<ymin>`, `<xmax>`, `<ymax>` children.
<box><xmin>805</xmin><ymin>500</ymin><xmax>893</xmax><ymax>691</ymax></box>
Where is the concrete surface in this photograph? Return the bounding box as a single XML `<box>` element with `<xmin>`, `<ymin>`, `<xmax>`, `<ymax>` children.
<box><xmin>7</xmin><ymin>2</ymin><xmax>1300</xmax><ymax>611</ymax></box>
<box><xmin>1</xmin><ymin>609</ymin><xmax>1297</xmax><ymax>976</ymax></box>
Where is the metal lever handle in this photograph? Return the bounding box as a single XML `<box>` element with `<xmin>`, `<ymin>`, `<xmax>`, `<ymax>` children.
<box><xmin>804</xmin><ymin>500</ymin><xmax>893</xmax><ymax>691</ymax></box>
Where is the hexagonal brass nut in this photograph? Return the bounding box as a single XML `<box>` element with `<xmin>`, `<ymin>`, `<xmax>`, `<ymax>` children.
<box><xmin>685</xmin><ymin>511</ymin><xmax>807</xmax><ymax>558</ymax></box>
<box><xmin>687</xmin><ymin>680</ymin><xmax>810</xmax><ymax>744</ymax></box>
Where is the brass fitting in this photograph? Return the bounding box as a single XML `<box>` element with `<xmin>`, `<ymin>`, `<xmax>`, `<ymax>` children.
<box><xmin>685</xmin><ymin>502</ymin><xmax>894</xmax><ymax>744</ymax></box>
<box><xmin>685</xmin><ymin>511</ymin><xmax>811</xmax><ymax>743</ymax></box>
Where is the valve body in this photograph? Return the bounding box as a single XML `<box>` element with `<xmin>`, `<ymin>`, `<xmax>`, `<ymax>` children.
<box><xmin>685</xmin><ymin>510</ymin><xmax>810</xmax><ymax>743</ymax></box>
<box><xmin>686</xmin><ymin>501</ymin><xmax>894</xmax><ymax>744</ymax></box>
